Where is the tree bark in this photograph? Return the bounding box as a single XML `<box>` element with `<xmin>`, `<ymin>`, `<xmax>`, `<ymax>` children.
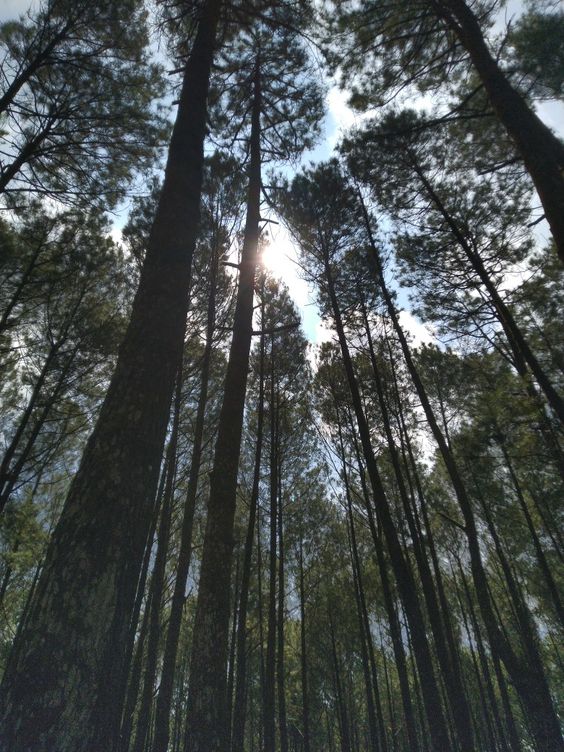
<box><xmin>185</xmin><ymin>56</ymin><xmax>262</xmax><ymax>752</ymax></box>
<box><xmin>264</xmin><ymin>349</ymin><xmax>278</xmax><ymax>752</ymax></box>
<box><xmin>360</xmin><ymin>196</ymin><xmax>564</xmax><ymax>752</ymax></box>
<box><xmin>131</xmin><ymin>378</ymin><xmax>182</xmax><ymax>752</ymax></box>
<box><xmin>358</xmin><ymin>291</ymin><xmax>475</xmax><ymax>751</ymax></box>
<box><xmin>276</xmin><ymin>469</ymin><xmax>289</xmax><ymax>752</ymax></box>
<box><xmin>151</xmin><ymin>244</ymin><xmax>219</xmax><ymax>752</ymax></box>
<box><xmin>432</xmin><ymin>0</ymin><xmax>564</xmax><ymax>264</ymax></box>
<box><xmin>231</xmin><ymin>315</ymin><xmax>265</xmax><ymax>752</ymax></box>
<box><xmin>323</xmin><ymin>253</ymin><xmax>451</xmax><ymax>752</ymax></box>
<box><xmin>0</xmin><ymin>2</ymin><xmax>221</xmax><ymax>748</ymax></box>
<box><xmin>347</xmin><ymin>415</ymin><xmax>420</xmax><ymax>752</ymax></box>
<box><xmin>298</xmin><ymin>538</ymin><xmax>311</xmax><ymax>752</ymax></box>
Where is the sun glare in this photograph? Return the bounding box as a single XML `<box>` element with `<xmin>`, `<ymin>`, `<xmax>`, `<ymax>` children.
<box><xmin>261</xmin><ymin>234</ymin><xmax>294</xmax><ymax>280</ymax></box>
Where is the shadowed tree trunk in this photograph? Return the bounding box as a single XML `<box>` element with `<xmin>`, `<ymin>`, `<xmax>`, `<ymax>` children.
<box><xmin>360</xmin><ymin>195</ymin><xmax>564</xmax><ymax>752</ymax></box>
<box><xmin>264</xmin><ymin>346</ymin><xmax>278</xmax><ymax>752</ymax></box>
<box><xmin>131</xmin><ymin>377</ymin><xmax>182</xmax><ymax>752</ymax></box>
<box><xmin>276</xmin><ymin>468</ymin><xmax>289</xmax><ymax>752</ymax></box>
<box><xmin>232</xmin><ymin>313</ymin><xmax>265</xmax><ymax>752</ymax></box>
<box><xmin>151</xmin><ymin>245</ymin><xmax>220</xmax><ymax>752</ymax></box>
<box><xmin>329</xmin><ymin>612</ymin><xmax>352</xmax><ymax>752</ymax></box>
<box><xmin>0</xmin><ymin>3</ymin><xmax>221</xmax><ymax>749</ymax></box>
<box><xmin>323</xmin><ymin>252</ymin><xmax>451</xmax><ymax>752</ymax></box>
<box><xmin>346</xmin><ymin>414</ymin><xmax>420</xmax><ymax>752</ymax></box>
<box><xmin>358</xmin><ymin>289</ymin><xmax>475</xmax><ymax>751</ymax></box>
<box><xmin>185</xmin><ymin>56</ymin><xmax>262</xmax><ymax>752</ymax></box>
<box><xmin>431</xmin><ymin>0</ymin><xmax>564</xmax><ymax>264</ymax></box>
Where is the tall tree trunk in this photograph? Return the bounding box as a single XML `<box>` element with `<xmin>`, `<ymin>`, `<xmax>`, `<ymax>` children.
<box><xmin>432</xmin><ymin>0</ymin><xmax>564</xmax><ymax>264</ymax></box>
<box><xmin>185</xmin><ymin>56</ymin><xmax>262</xmax><ymax>752</ymax></box>
<box><xmin>231</xmin><ymin>314</ymin><xmax>265</xmax><ymax>752</ymax></box>
<box><xmin>276</xmin><ymin>472</ymin><xmax>289</xmax><ymax>752</ymax></box>
<box><xmin>227</xmin><ymin>555</ymin><xmax>241</xmax><ymax>742</ymax></box>
<box><xmin>121</xmin><ymin>582</ymin><xmax>155</xmax><ymax>752</ymax></box>
<box><xmin>358</xmin><ymin>291</ymin><xmax>475</xmax><ymax>751</ymax></box>
<box><xmin>329</xmin><ymin>613</ymin><xmax>352</xmax><ymax>752</ymax></box>
<box><xmin>131</xmin><ymin>378</ymin><xmax>182</xmax><ymax>752</ymax></box>
<box><xmin>0</xmin><ymin>3</ymin><xmax>221</xmax><ymax>748</ymax></box>
<box><xmin>453</xmin><ymin>566</ymin><xmax>511</xmax><ymax>752</ymax></box>
<box><xmin>298</xmin><ymin>538</ymin><xmax>311</xmax><ymax>752</ymax></box>
<box><xmin>347</xmin><ymin>519</ymin><xmax>381</xmax><ymax>752</ymax></box>
<box><xmin>264</xmin><ymin>350</ymin><xmax>278</xmax><ymax>752</ymax></box>
<box><xmin>322</xmin><ymin>254</ymin><xmax>451</xmax><ymax>752</ymax></box>
<box><xmin>338</xmin><ymin>418</ymin><xmax>387</xmax><ymax>752</ymax></box>
<box><xmin>256</xmin><ymin>496</ymin><xmax>266</xmax><ymax>752</ymax></box>
<box><xmin>456</xmin><ymin>559</ymin><xmax>523</xmax><ymax>752</ymax></box>
<box><xmin>498</xmin><ymin>440</ymin><xmax>564</xmax><ymax>625</ymax></box>
<box><xmin>120</xmin><ymin>464</ymin><xmax>167</xmax><ymax>752</ymax></box>
<box><xmin>152</xmin><ymin>249</ymin><xmax>219</xmax><ymax>752</ymax></box>
<box><xmin>347</xmin><ymin>416</ymin><xmax>420</xmax><ymax>752</ymax></box>
<box><xmin>360</xmin><ymin>196</ymin><xmax>564</xmax><ymax>752</ymax></box>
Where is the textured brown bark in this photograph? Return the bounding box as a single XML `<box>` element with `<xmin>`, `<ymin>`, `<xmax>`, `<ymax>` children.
<box><xmin>0</xmin><ymin>3</ymin><xmax>221</xmax><ymax>748</ymax></box>
<box><xmin>185</xmin><ymin>58</ymin><xmax>262</xmax><ymax>752</ymax></box>
<box><xmin>432</xmin><ymin>0</ymin><xmax>564</xmax><ymax>264</ymax></box>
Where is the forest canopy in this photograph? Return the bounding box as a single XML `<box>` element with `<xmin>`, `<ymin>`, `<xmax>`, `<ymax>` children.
<box><xmin>0</xmin><ymin>1</ymin><xmax>562</xmax><ymax>752</ymax></box>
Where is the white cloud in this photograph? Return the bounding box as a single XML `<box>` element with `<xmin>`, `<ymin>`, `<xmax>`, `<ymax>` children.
<box><xmin>398</xmin><ymin>310</ymin><xmax>436</xmax><ymax>347</ymax></box>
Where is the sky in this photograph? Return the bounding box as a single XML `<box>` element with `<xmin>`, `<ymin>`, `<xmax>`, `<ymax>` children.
<box><xmin>2</xmin><ymin>0</ymin><xmax>562</xmax><ymax>352</ymax></box>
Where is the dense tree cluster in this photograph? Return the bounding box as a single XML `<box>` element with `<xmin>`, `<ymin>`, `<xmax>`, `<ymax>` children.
<box><xmin>0</xmin><ymin>1</ymin><xmax>562</xmax><ymax>751</ymax></box>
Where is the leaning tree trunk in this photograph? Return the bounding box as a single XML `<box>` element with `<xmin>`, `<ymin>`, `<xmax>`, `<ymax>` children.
<box><xmin>0</xmin><ymin>3</ymin><xmax>221</xmax><ymax>749</ymax></box>
<box><xmin>360</xmin><ymin>195</ymin><xmax>564</xmax><ymax>752</ymax></box>
<box><xmin>411</xmin><ymin>159</ymin><xmax>564</xmax><ymax>426</ymax></box>
<box><xmin>323</xmin><ymin>254</ymin><xmax>451</xmax><ymax>752</ymax></box>
<box><xmin>358</xmin><ymin>291</ymin><xmax>475</xmax><ymax>751</ymax></box>
<box><xmin>432</xmin><ymin>0</ymin><xmax>564</xmax><ymax>264</ymax></box>
<box><xmin>130</xmin><ymin>377</ymin><xmax>182</xmax><ymax>752</ymax></box>
<box><xmin>185</xmin><ymin>58</ymin><xmax>262</xmax><ymax>752</ymax></box>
